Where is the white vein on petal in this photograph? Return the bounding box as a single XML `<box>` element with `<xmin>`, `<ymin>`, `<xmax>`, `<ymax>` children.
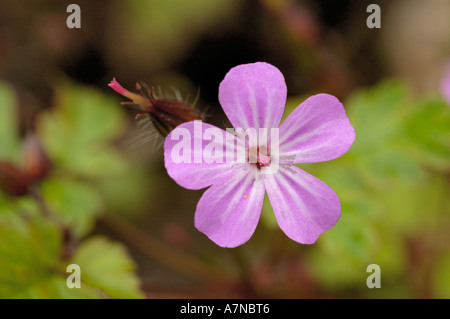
<box><xmin>280</xmin><ymin>120</ymin><xmax>338</xmax><ymax>151</ymax></box>
<box><xmin>217</xmin><ymin>168</ymin><xmax>254</xmax><ymax>223</ymax></box>
<box><xmin>241</xmin><ymin>166</ymin><xmax>264</xmax><ymax>221</ymax></box>
<box><xmin>247</xmin><ymin>82</ymin><xmax>259</xmax><ymax>130</ymax></box>
<box><xmin>231</xmin><ymin>89</ymin><xmax>249</xmax><ymax>129</ymax></box>
<box><xmin>266</xmin><ymin>165</ymin><xmax>327</xmax><ymax>228</ymax></box>
<box><xmin>264</xmin><ymin>89</ymin><xmax>276</xmax><ymax>129</ymax></box>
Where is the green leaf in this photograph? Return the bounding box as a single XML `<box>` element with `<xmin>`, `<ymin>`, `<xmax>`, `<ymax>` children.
<box><xmin>38</xmin><ymin>82</ymin><xmax>127</xmax><ymax>179</ymax></box>
<box><xmin>0</xmin><ymin>216</ymin><xmax>143</xmax><ymax>298</ymax></box>
<box><xmin>344</xmin><ymin>79</ymin><xmax>426</xmax><ymax>185</ymax></box>
<box><xmin>346</xmin><ymin>80</ymin><xmax>411</xmax><ymax>150</ymax></box>
<box><xmin>0</xmin><ymin>215</ymin><xmax>62</xmax><ymax>298</ymax></box>
<box><xmin>433</xmin><ymin>251</ymin><xmax>450</xmax><ymax>298</ymax></box>
<box><xmin>404</xmin><ymin>98</ymin><xmax>450</xmax><ymax>171</ymax></box>
<box><xmin>40</xmin><ymin>177</ymin><xmax>103</xmax><ymax>238</ymax></box>
<box><xmin>309</xmin><ymin>214</ymin><xmax>406</xmax><ymax>291</ymax></box>
<box><xmin>0</xmin><ymin>81</ymin><xmax>145</xmax><ymax>299</ymax></box>
<box><xmin>69</xmin><ymin>236</ymin><xmax>144</xmax><ymax>299</ymax></box>
<box><xmin>97</xmin><ymin>161</ymin><xmax>156</xmax><ymax>216</ymax></box>
<box><xmin>21</xmin><ymin>276</ymin><xmax>101</xmax><ymax>299</ymax></box>
<box><xmin>0</xmin><ymin>81</ymin><xmax>21</xmax><ymax>162</ymax></box>
<box><xmin>379</xmin><ymin>176</ymin><xmax>446</xmax><ymax>234</ymax></box>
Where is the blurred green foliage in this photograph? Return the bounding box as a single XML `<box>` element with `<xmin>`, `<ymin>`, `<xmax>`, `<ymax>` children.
<box><xmin>38</xmin><ymin>83</ymin><xmax>127</xmax><ymax>179</ymax></box>
<box><xmin>0</xmin><ymin>83</ymin><xmax>20</xmax><ymax>163</ymax></box>
<box><xmin>0</xmin><ymin>80</ymin><xmax>144</xmax><ymax>298</ymax></box>
<box><xmin>69</xmin><ymin>237</ymin><xmax>143</xmax><ymax>299</ymax></box>
<box><xmin>108</xmin><ymin>0</ymin><xmax>239</xmax><ymax>72</ymax></box>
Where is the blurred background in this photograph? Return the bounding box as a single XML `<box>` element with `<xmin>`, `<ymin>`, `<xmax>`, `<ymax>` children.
<box><xmin>0</xmin><ymin>0</ymin><xmax>449</xmax><ymax>298</ymax></box>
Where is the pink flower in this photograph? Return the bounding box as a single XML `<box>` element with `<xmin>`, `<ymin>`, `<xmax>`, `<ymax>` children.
<box><xmin>441</xmin><ymin>63</ymin><xmax>450</xmax><ymax>105</ymax></box>
<box><xmin>164</xmin><ymin>62</ymin><xmax>355</xmax><ymax>248</ymax></box>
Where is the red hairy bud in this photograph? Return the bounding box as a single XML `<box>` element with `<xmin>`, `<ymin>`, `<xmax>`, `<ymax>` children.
<box><xmin>145</xmin><ymin>87</ymin><xmax>203</xmax><ymax>137</ymax></box>
<box><xmin>0</xmin><ymin>161</ymin><xmax>29</xmax><ymax>197</ymax></box>
<box><xmin>109</xmin><ymin>78</ymin><xmax>203</xmax><ymax>136</ymax></box>
<box><xmin>22</xmin><ymin>133</ymin><xmax>51</xmax><ymax>182</ymax></box>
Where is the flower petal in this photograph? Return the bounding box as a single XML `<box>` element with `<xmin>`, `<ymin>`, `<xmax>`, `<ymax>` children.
<box><xmin>164</xmin><ymin>120</ymin><xmax>241</xmax><ymax>190</ymax></box>
<box><xmin>263</xmin><ymin>165</ymin><xmax>341</xmax><ymax>244</ymax></box>
<box><xmin>108</xmin><ymin>78</ymin><xmax>151</xmax><ymax>108</ymax></box>
<box><xmin>219</xmin><ymin>62</ymin><xmax>287</xmax><ymax>130</ymax></box>
<box><xmin>195</xmin><ymin>165</ymin><xmax>265</xmax><ymax>248</ymax></box>
<box><xmin>279</xmin><ymin>94</ymin><xmax>355</xmax><ymax>163</ymax></box>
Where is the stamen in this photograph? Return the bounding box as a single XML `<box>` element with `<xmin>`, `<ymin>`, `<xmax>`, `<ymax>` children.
<box><xmin>257</xmin><ymin>153</ymin><xmax>271</xmax><ymax>167</ymax></box>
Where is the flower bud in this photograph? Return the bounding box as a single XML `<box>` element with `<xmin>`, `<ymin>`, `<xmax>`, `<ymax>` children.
<box><xmin>0</xmin><ymin>161</ymin><xmax>29</xmax><ymax>197</ymax></box>
<box><xmin>22</xmin><ymin>133</ymin><xmax>51</xmax><ymax>182</ymax></box>
<box><xmin>108</xmin><ymin>78</ymin><xmax>152</xmax><ymax>109</ymax></box>
<box><xmin>109</xmin><ymin>78</ymin><xmax>203</xmax><ymax>136</ymax></box>
<box><xmin>441</xmin><ymin>62</ymin><xmax>450</xmax><ymax>105</ymax></box>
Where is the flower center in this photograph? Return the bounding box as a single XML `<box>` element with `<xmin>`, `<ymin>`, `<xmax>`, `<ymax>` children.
<box><xmin>248</xmin><ymin>147</ymin><xmax>271</xmax><ymax>168</ymax></box>
<box><xmin>257</xmin><ymin>153</ymin><xmax>271</xmax><ymax>167</ymax></box>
